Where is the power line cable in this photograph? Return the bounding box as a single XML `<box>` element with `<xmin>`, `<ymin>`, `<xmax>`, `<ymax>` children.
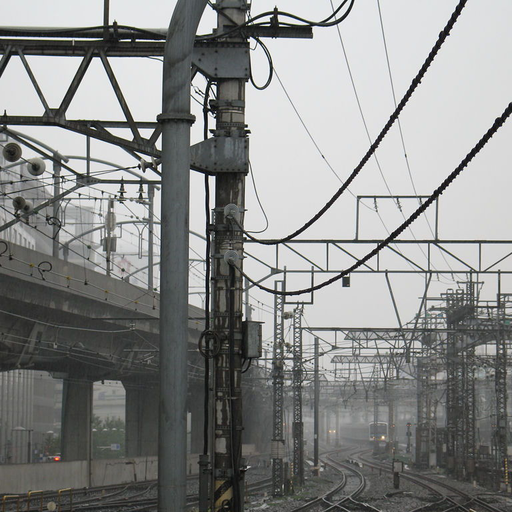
<box><xmin>236</xmin><ymin>0</ymin><xmax>469</xmax><ymax>246</ymax></box>
<box><xmin>375</xmin><ymin>0</ymin><xmax>461</xmax><ymax>282</ymax></box>
<box><xmin>327</xmin><ymin>0</ymin><xmax>443</xmax><ymax>277</ymax></box>
<box><xmin>245</xmin><ymin>160</ymin><xmax>269</xmax><ymax>234</ymax></box>
<box><xmin>231</xmin><ymin>102</ymin><xmax>512</xmax><ymax>296</ymax></box>
<box><xmin>202</xmin><ymin>0</ymin><xmax>355</xmax><ymax>41</ymax></box>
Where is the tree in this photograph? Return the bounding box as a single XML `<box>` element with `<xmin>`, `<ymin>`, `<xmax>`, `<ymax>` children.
<box><xmin>91</xmin><ymin>415</ymin><xmax>126</xmax><ymax>459</ymax></box>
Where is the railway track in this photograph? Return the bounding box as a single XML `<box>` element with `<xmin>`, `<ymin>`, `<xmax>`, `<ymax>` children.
<box><xmin>282</xmin><ymin>446</ymin><xmax>510</xmax><ymax>512</ymax></box>
<box><xmin>1</xmin><ymin>480</ymin><xmax>159</xmax><ymax>512</ymax></box>
<box><xmin>352</xmin><ymin>450</ymin><xmax>507</xmax><ymax>512</ymax></box>
<box><xmin>288</xmin><ymin>451</ymin><xmax>368</xmax><ymax>512</ymax></box>
<box><xmin>1</xmin><ymin>464</ymin><xmax>275</xmax><ymax>512</ymax></box>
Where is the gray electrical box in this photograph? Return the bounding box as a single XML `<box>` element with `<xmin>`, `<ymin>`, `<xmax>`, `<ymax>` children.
<box><xmin>242</xmin><ymin>321</ymin><xmax>263</xmax><ymax>358</ymax></box>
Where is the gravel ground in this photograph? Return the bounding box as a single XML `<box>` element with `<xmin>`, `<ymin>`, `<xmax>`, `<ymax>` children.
<box><xmin>245</xmin><ymin>465</ymin><xmax>341</xmax><ymax>511</ymax></box>
<box><xmin>44</xmin><ymin>455</ymin><xmax>512</xmax><ymax>512</ymax></box>
<box><xmin>243</xmin><ymin>455</ymin><xmax>512</xmax><ymax>512</ymax></box>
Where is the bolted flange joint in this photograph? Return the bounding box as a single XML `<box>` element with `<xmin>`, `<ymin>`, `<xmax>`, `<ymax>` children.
<box><xmin>157</xmin><ymin>112</ymin><xmax>196</xmax><ymax>124</ymax></box>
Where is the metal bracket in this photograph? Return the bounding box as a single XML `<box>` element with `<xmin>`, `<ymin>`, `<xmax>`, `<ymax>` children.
<box><xmin>192</xmin><ymin>44</ymin><xmax>250</xmax><ymax>80</ymax></box>
<box><xmin>77</xmin><ymin>175</ymin><xmax>100</xmax><ymax>186</ymax></box>
<box><xmin>190</xmin><ymin>136</ymin><xmax>248</xmax><ymax>174</ymax></box>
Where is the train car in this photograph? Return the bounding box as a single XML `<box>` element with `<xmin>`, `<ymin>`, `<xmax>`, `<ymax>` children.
<box><xmin>369</xmin><ymin>422</ymin><xmax>388</xmax><ymax>442</ymax></box>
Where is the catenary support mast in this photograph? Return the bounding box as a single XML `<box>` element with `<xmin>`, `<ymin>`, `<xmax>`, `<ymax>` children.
<box><xmin>159</xmin><ymin>1</ymin><xmax>207</xmax><ymax>511</ymax></box>
<box><xmin>272</xmin><ymin>281</ymin><xmax>285</xmax><ymax>495</ymax></box>
<box><xmin>292</xmin><ymin>305</ymin><xmax>304</xmax><ymax>486</ymax></box>
<box><xmin>211</xmin><ymin>2</ymin><xmax>248</xmax><ymax>510</ymax></box>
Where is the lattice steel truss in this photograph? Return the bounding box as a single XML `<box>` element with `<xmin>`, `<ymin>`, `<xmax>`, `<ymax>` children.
<box><xmin>292</xmin><ymin>305</ymin><xmax>304</xmax><ymax>487</ymax></box>
<box><xmin>495</xmin><ymin>293</ymin><xmax>510</xmax><ymax>489</ymax></box>
<box><xmin>272</xmin><ymin>281</ymin><xmax>285</xmax><ymax>496</ymax></box>
<box><xmin>416</xmin><ymin>358</ymin><xmax>432</xmax><ymax>467</ymax></box>
<box><xmin>415</xmin><ymin>307</ymin><xmax>443</xmax><ymax>468</ymax></box>
<box><xmin>444</xmin><ymin>283</ymin><xmax>477</xmax><ymax>479</ymax></box>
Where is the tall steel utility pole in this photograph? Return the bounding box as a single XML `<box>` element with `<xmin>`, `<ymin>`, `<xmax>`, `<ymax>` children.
<box><xmin>159</xmin><ymin>1</ymin><xmax>207</xmax><ymax>511</ymax></box>
<box><xmin>211</xmin><ymin>2</ymin><xmax>248</xmax><ymax>510</ymax></box>
<box><xmin>159</xmin><ymin>2</ymin><xmax>311</xmax><ymax>509</ymax></box>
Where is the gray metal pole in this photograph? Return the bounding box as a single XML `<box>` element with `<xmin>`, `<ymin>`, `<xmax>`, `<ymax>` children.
<box><xmin>272</xmin><ymin>281</ymin><xmax>285</xmax><ymax>495</ymax></box>
<box><xmin>314</xmin><ymin>337</ymin><xmax>319</xmax><ymax>474</ymax></box>
<box><xmin>211</xmin><ymin>3</ymin><xmax>248</xmax><ymax>509</ymax></box>
<box><xmin>147</xmin><ymin>184</ymin><xmax>155</xmax><ymax>291</ymax></box>
<box><xmin>292</xmin><ymin>306</ymin><xmax>304</xmax><ymax>486</ymax></box>
<box><xmin>159</xmin><ymin>1</ymin><xmax>207</xmax><ymax>511</ymax></box>
<box><xmin>52</xmin><ymin>155</ymin><xmax>61</xmax><ymax>258</ymax></box>
<box><xmin>103</xmin><ymin>0</ymin><xmax>110</xmax><ymax>40</ymax></box>
<box><xmin>105</xmin><ymin>198</ymin><xmax>114</xmax><ymax>277</ymax></box>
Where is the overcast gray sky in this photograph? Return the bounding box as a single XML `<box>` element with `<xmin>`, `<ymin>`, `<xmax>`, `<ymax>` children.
<box><xmin>1</xmin><ymin>1</ymin><xmax>511</xmax><ymax>367</ymax></box>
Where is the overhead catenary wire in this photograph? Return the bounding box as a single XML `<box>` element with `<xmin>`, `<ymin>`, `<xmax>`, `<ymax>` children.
<box><xmin>245</xmin><ymin>160</ymin><xmax>269</xmax><ymax>234</ymax></box>
<box><xmin>236</xmin><ymin>0</ymin><xmax>469</xmax><ymax>246</ymax></box>
<box><xmin>374</xmin><ymin>0</ymin><xmax>461</xmax><ymax>283</ymax></box>
<box><xmin>326</xmin><ymin>0</ymin><xmax>447</xmax><ymax>279</ymax></box>
<box><xmin>249</xmin><ymin>37</ymin><xmax>274</xmax><ymax>91</ymax></box>
<box><xmin>231</xmin><ymin>102</ymin><xmax>512</xmax><ymax>296</ymax></box>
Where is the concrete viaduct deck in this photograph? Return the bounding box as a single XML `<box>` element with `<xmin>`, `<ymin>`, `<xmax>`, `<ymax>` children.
<box><xmin>0</xmin><ymin>241</ymin><xmax>207</xmax><ymax>463</ymax></box>
<box><xmin>0</xmin><ymin>241</ymin><xmax>271</xmax><ymax>488</ymax></box>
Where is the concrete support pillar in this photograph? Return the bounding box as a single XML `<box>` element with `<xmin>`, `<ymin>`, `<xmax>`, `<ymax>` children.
<box><xmin>61</xmin><ymin>378</ymin><xmax>92</xmax><ymax>461</ymax></box>
<box><xmin>124</xmin><ymin>380</ymin><xmax>159</xmax><ymax>457</ymax></box>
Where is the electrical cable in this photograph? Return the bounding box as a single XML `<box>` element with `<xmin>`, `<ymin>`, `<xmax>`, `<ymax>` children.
<box><xmin>0</xmin><ymin>332</ymin><xmax>158</xmax><ymax>374</ymax></box>
<box><xmin>0</xmin><ymin>222</ymin><xmax>157</xmax><ymax>305</ymax></box>
<box><xmin>199</xmin><ymin>0</ymin><xmax>355</xmax><ymax>41</ymax></box>
<box><xmin>228</xmin><ymin>263</ymin><xmax>242</xmax><ymax>510</ymax></box>
<box><xmin>326</xmin><ymin>2</ymin><xmax>440</xmax><ymax>277</ymax></box>
<box><xmin>235</xmin><ymin>0</ymin><xmax>469</xmax><ymax>246</ymax></box>
<box><xmin>273</xmin><ymin>69</ymin><xmax>350</xmax><ymax>191</ymax></box>
<box><xmin>230</xmin><ymin>102</ymin><xmax>512</xmax><ymax>296</ymax></box>
<box><xmin>374</xmin><ymin>0</ymin><xmax>461</xmax><ymax>283</ymax></box>
<box><xmin>202</xmin><ymin>78</ymin><xmax>213</xmax><ymax>458</ymax></box>
<box><xmin>245</xmin><ymin>160</ymin><xmax>269</xmax><ymax>234</ymax></box>
<box><xmin>249</xmin><ymin>37</ymin><xmax>274</xmax><ymax>91</ymax></box>
<box><xmin>0</xmin><ymin>24</ymin><xmax>167</xmax><ymax>39</ymax></box>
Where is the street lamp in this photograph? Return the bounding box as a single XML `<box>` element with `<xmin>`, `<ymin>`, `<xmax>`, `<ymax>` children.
<box><xmin>12</xmin><ymin>426</ymin><xmax>33</xmax><ymax>463</ymax></box>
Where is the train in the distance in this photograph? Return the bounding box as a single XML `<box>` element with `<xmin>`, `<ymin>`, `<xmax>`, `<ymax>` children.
<box><xmin>369</xmin><ymin>421</ymin><xmax>388</xmax><ymax>442</ymax></box>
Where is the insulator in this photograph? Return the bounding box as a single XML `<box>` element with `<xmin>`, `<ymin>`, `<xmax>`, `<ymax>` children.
<box><xmin>26</xmin><ymin>157</ymin><xmax>46</xmax><ymax>176</ymax></box>
<box><xmin>12</xmin><ymin>196</ymin><xmax>26</xmax><ymax>210</ymax></box>
<box><xmin>2</xmin><ymin>142</ymin><xmax>22</xmax><ymax>162</ymax></box>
